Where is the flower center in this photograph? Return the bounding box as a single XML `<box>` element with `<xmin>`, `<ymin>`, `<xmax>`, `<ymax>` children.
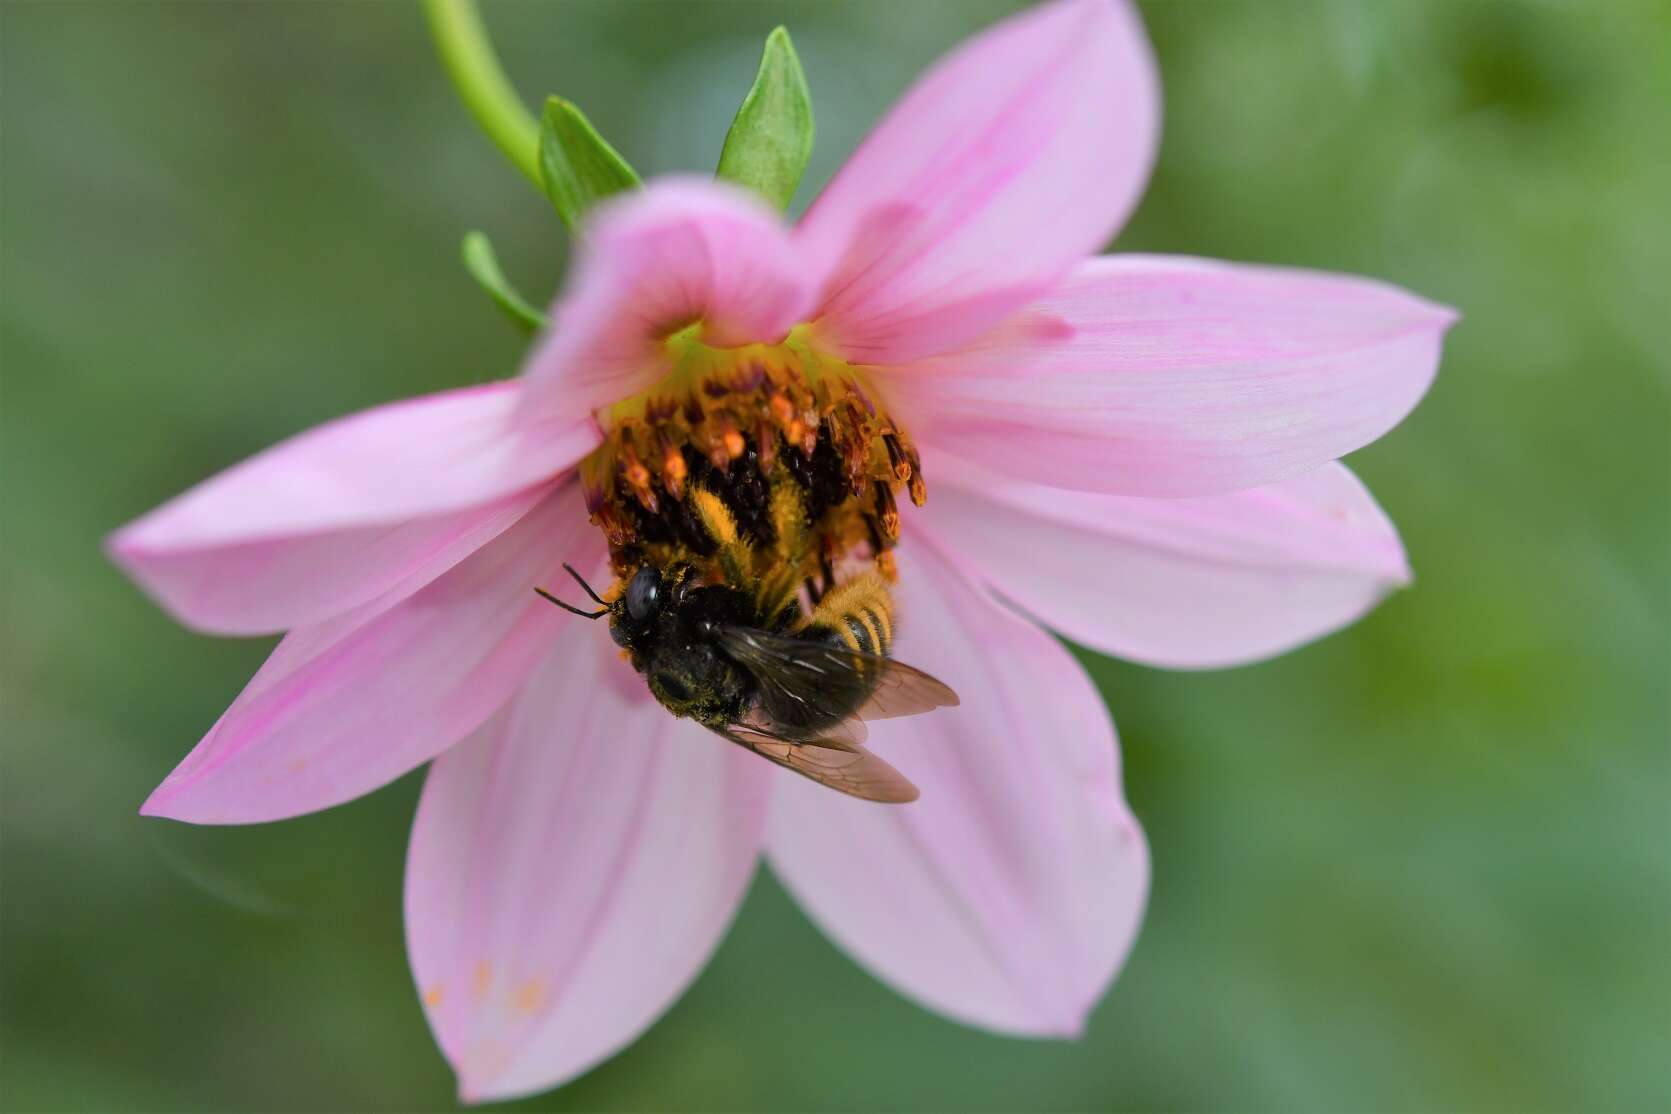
<box><xmin>580</xmin><ymin>324</ymin><xmax>923</xmax><ymax>590</ymax></box>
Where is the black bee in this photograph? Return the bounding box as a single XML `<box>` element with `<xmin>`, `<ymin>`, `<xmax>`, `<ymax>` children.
<box><xmin>539</xmin><ymin>560</ymin><xmax>958</xmax><ymax>803</ymax></box>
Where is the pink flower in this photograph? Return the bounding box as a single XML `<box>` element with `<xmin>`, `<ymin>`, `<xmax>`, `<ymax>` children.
<box><xmin>110</xmin><ymin>0</ymin><xmax>1453</xmax><ymax>1102</ymax></box>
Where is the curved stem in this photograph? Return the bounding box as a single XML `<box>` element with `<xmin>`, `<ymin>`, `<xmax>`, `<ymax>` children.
<box><xmin>422</xmin><ymin>0</ymin><xmax>542</xmax><ymax>187</ymax></box>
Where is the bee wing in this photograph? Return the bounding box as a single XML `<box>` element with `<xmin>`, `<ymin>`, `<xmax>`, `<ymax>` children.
<box><xmin>738</xmin><ymin>706</ymin><xmax>866</xmax><ymax>750</ymax></box>
<box><xmin>854</xmin><ymin>658</ymin><xmax>960</xmax><ymax>722</ymax></box>
<box><xmin>717</xmin><ymin>626</ymin><xmax>958</xmax><ymax>733</ymax></box>
<box><xmin>712</xmin><ymin>725</ymin><xmax>920</xmax><ymax>804</ymax></box>
<box><xmin>716</xmin><ymin>627</ymin><xmax>875</xmax><ymax>744</ymax></box>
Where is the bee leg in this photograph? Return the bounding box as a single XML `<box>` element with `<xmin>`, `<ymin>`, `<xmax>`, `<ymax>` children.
<box><xmin>691</xmin><ymin>486</ymin><xmax>752</xmax><ymax>587</ymax></box>
<box><xmin>769</xmin><ymin>470</ymin><xmax>808</xmax><ymax>567</ymax></box>
<box><xmin>755</xmin><ymin>565</ymin><xmax>802</xmax><ymax>626</ymax></box>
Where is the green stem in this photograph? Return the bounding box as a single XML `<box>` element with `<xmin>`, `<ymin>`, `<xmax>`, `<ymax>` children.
<box><xmin>422</xmin><ymin>0</ymin><xmax>541</xmax><ymax>187</ymax></box>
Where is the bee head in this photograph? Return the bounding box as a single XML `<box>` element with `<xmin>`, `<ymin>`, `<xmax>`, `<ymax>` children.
<box><xmin>538</xmin><ymin>561</ymin><xmax>749</xmax><ymax>726</ymax></box>
<box><xmin>536</xmin><ymin>561</ymin><xmax>682</xmax><ymax>646</ymax></box>
<box><xmin>606</xmin><ymin>562</ymin><xmax>686</xmax><ymax>649</ymax></box>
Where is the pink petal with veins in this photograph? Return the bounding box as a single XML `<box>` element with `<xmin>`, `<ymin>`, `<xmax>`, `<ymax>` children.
<box><xmin>109</xmin><ymin>382</ymin><xmax>595</xmax><ymax>634</ymax></box>
<box><xmin>140</xmin><ymin>481</ymin><xmax>603</xmax><ymax>824</ymax></box>
<box><xmin>883</xmin><ymin>254</ymin><xmax>1456</xmax><ymax>496</ymax></box>
<box><xmin>767</xmin><ymin>534</ymin><xmax>1147</xmax><ymax>1036</ymax></box>
<box><xmin>407</xmin><ymin>636</ymin><xmax>770</xmax><ymax>1103</ymax></box>
<box><xmin>519</xmin><ymin>178</ymin><xmax>816</xmax><ymax>425</ymax></box>
<box><xmin>797</xmin><ymin>0</ymin><xmax>1159</xmax><ymax>365</ymax></box>
<box><xmin>918</xmin><ymin>457</ymin><xmax>1411</xmax><ymax>669</ymax></box>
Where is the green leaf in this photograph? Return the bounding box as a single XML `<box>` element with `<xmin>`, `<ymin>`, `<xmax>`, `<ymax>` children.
<box><xmin>716</xmin><ymin>26</ymin><xmax>814</xmax><ymax>211</ymax></box>
<box><xmin>460</xmin><ymin>231</ymin><xmax>545</xmax><ymax>332</ymax></box>
<box><xmin>538</xmin><ymin>96</ymin><xmax>641</xmax><ymax>233</ymax></box>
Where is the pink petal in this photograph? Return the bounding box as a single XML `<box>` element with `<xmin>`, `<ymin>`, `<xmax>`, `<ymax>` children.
<box><xmin>766</xmin><ymin>535</ymin><xmax>1147</xmax><ymax>1036</ymax></box>
<box><xmin>109</xmin><ymin>382</ymin><xmax>597</xmax><ymax>634</ymax></box>
<box><xmin>916</xmin><ymin>457</ymin><xmax>1410</xmax><ymax>669</ymax></box>
<box><xmin>140</xmin><ymin>482</ymin><xmax>603</xmax><ymax>824</ymax></box>
<box><xmin>796</xmin><ymin>0</ymin><xmax>1159</xmax><ymax>365</ymax></box>
<box><xmin>519</xmin><ymin>178</ymin><xmax>816</xmax><ymax>424</ymax></box>
<box><xmin>881</xmin><ymin>255</ymin><xmax>1457</xmax><ymax>496</ymax></box>
<box><xmin>111</xmin><ymin>488</ymin><xmax>552</xmax><ymax>637</ymax></box>
<box><xmin>406</xmin><ymin>638</ymin><xmax>771</xmax><ymax>1103</ymax></box>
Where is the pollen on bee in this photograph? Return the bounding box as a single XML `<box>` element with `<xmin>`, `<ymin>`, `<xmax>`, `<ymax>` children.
<box><xmin>691</xmin><ymin>488</ymin><xmax>739</xmax><ymax>547</ymax></box>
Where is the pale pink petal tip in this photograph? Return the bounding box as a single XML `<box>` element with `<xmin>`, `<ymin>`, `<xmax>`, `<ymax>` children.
<box><xmin>918</xmin><ymin>459</ymin><xmax>1414</xmax><ymax>670</ymax></box>
<box><xmin>407</xmin><ymin>639</ymin><xmax>771</xmax><ymax>1102</ymax></box>
<box><xmin>797</xmin><ymin>0</ymin><xmax>1160</xmax><ymax>365</ymax></box>
<box><xmin>518</xmin><ymin>177</ymin><xmax>816</xmax><ymax>424</ymax></box>
<box><xmin>767</xmin><ymin>536</ymin><xmax>1148</xmax><ymax>1036</ymax></box>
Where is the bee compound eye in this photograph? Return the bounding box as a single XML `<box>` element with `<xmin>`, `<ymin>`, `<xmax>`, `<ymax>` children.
<box><xmin>626</xmin><ymin>566</ymin><xmax>661</xmax><ymax>623</ymax></box>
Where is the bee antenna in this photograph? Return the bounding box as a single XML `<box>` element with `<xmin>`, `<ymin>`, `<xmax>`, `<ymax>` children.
<box><xmin>534</xmin><ymin>586</ymin><xmax>607</xmax><ymax>620</ymax></box>
<box><xmin>562</xmin><ymin>563</ymin><xmax>608</xmax><ymax>605</ymax></box>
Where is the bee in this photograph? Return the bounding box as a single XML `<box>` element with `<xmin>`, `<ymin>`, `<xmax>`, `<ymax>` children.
<box><xmin>539</xmin><ymin>486</ymin><xmax>957</xmax><ymax>803</ymax></box>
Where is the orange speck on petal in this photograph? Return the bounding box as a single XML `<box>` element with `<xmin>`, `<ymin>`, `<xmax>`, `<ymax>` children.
<box><xmin>471</xmin><ymin>961</ymin><xmax>493</xmax><ymax>999</ymax></box>
<box><xmin>512</xmin><ymin>978</ymin><xmax>546</xmax><ymax>1015</ymax></box>
<box><xmin>424</xmin><ymin>986</ymin><xmax>445</xmax><ymax>1007</ymax></box>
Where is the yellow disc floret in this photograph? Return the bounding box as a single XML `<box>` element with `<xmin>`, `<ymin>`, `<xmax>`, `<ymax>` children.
<box><xmin>579</xmin><ymin>325</ymin><xmax>923</xmax><ymax>602</ymax></box>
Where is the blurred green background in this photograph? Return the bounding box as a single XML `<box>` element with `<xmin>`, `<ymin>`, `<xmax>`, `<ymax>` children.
<box><xmin>3</xmin><ymin>1</ymin><xmax>1667</xmax><ymax>1110</ymax></box>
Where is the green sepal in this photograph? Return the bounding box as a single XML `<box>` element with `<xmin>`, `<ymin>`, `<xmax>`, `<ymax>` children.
<box><xmin>716</xmin><ymin>26</ymin><xmax>814</xmax><ymax>211</ymax></box>
<box><xmin>538</xmin><ymin>96</ymin><xmax>641</xmax><ymax>233</ymax></box>
<box><xmin>460</xmin><ymin>231</ymin><xmax>545</xmax><ymax>333</ymax></box>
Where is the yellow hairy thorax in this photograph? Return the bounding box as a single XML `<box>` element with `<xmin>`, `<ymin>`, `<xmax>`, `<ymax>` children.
<box><xmin>579</xmin><ymin>324</ymin><xmax>924</xmax><ymax>601</ymax></box>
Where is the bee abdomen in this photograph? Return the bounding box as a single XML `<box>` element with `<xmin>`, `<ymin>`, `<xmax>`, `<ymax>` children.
<box><xmin>808</xmin><ymin>573</ymin><xmax>894</xmax><ymax>664</ymax></box>
<box><xmin>838</xmin><ymin>606</ymin><xmax>889</xmax><ymax>658</ymax></box>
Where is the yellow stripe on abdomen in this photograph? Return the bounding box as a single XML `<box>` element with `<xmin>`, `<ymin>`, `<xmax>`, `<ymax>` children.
<box><xmin>830</xmin><ymin>614</ymin><xmax>863</xmax><ymax>653</ymax></box>
<box><xmin>846</xmin><ymin>608</ymin><xmax>882</xmax><ymax>657</ymax></box>
<box><xmin>856</xmin><ymin>606</ymin><xmax>890</xmax><ymax>657</ymax></box>
<box><xmin>868</xmin><ymin>598</ymin><xmax>893</xmax><ymax>648</ymax></box>
<box><xmin>809</xmin><ymin>573</ymin><xmax>895</xmax><ymax>665</ymax></box>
